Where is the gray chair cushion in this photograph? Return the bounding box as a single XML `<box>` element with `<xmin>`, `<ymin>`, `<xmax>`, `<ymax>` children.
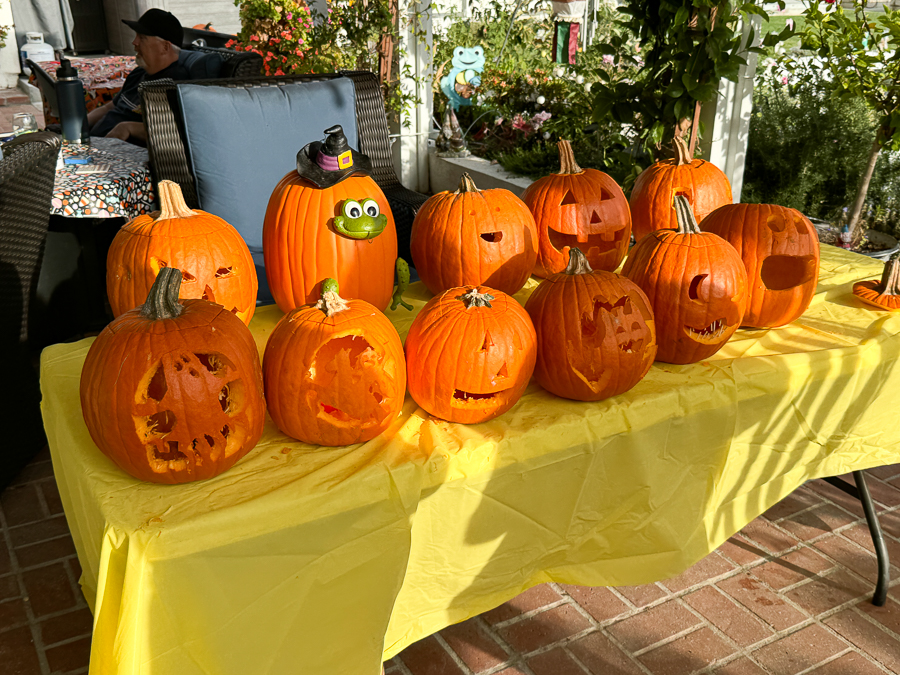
<box><xmin>176</xmin><ymin>78</ymin><xmax>359</xmax><ymax>257</ymax></box>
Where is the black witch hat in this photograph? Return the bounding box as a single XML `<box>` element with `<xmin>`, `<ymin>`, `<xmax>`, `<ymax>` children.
<box><xmin>295</xmin><ymin>125</ymin><xmax>373</xmax><ymax>188</ymax></box>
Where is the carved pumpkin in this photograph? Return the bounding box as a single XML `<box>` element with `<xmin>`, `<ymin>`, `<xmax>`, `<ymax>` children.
<box><xmin>263</xmin><ymin>174</ymin><xmax>397</xmax><ymax>313</ymax></box>
<box><xmin>622</xmin><ymin>196</ymin><xmax>748</xmax><ymax>364</ymax></box>
<box><xmin>80</xmin><ymin>268</ymin><xmax>266</xmax><ymax>484</ymax></box>
<box><xmin>410</xmin><ymin>174</ymin><xmax>538</xmax><ymax>296</ymax></box>
<box><xmin>700</xmin><ymin>203</ymin><xmax>820</xmax><ymax>328</ymax></box>
<box><xmin>107</xmin><ymin>180</ymin><xmax>258</xmax><ymax>325</ymax></box>
<box><xmin>853</xmin><ymin>255</ymin><xmax>900</xmax><ymax>311</ymax></box>
<box><xmin>405</xmin><ymin>286</ymin><xmax>537</xmax><ymax>424</ymax></box>
<box><xmin>525</xmin><ymin>248</ymin><xmax>657</xmax><ymax>401</ymax></box>
<box><xmin>630</xmin><ymin>137</ymin><xmax>733</xmax><ymax>242</ymax></box>
<box><xmin>263</xmin><ymin>278</ymin><xmax>406</xmax><ymax>445</ymax></box>
<box><xmin>522</xmin><ymin>140</ymin><xmax>632</xmax><ymax>277</ymax></box>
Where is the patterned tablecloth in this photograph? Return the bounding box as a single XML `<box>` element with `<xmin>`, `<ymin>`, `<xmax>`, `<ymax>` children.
<box><xmin>30</xmin><ymin>56</ymin><xmax>136</xmax><ymax>125</ymax></box>
<box><xmin>52</xmin><ymin>137</ymin><xmax>155</xmax><ymax>219</ymax></box>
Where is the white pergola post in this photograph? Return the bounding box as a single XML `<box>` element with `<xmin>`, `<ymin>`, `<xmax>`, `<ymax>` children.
<box><xmin>395</xmin><ymin>0</ymin><xmax>433</xmax><ymax>193</ymax></box>
<box><xmin>697</xmin><ymin>15</ymin><xmax>761</xmax><ymax>203</ymax></box>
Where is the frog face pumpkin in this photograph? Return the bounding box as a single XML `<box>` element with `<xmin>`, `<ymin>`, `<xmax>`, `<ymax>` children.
<box><xmin>333</xmin><ymin>198</ymin><xmax>388</xmax><ymax>240</ymax></box>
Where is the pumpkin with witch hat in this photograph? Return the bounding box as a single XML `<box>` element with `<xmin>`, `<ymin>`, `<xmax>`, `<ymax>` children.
<box><xmin>263</xmin><ymin>125</ymin><xmax>410</xmax><ymax>313</ymax></box>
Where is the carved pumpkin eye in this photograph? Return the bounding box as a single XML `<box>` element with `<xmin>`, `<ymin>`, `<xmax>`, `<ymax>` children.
<box><xmin>766</xmin><ymin>214</ymin><xmax>786</xmax><ymax>233</ymax></box>
<box><xmin>689</xmin><ymin>274</ymin><xmax>707</xmax><ymax>301</ymax></box>
<box><xmin>342</xmin><ymin>200</ymin><xmax>363</xmax><ymax>219</ymax></box>
<box><xmin>361</xmin><ymin>199</ymin><xmax>380</xmax><ymax>218</ymax></box>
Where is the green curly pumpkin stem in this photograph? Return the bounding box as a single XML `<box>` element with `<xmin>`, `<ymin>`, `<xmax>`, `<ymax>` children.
<box><xmin>557</xmin><ymin>140</ymin><xmax>583</xmax><ymax>175</ymax></box>
<box><xmin>456</xmin><ymin>173</ymin><xmax>480</xmax><ymax>193</ymax></box>
<box><xmin>564</xmin><ymin>247</ymin><xmax>594</xmax><ymax>275</ymax></box>
<box><xmin>673</xmin><ymin>194</ymin><xmax>702</xmax><ymax>235</ymax></box>
<box><xmin>141</xmin><ymin>267</ymin><xmax>184</xmax><ymax>320</ymax></box>
<box><xmin>315</xmin><ymin>278</ymin><xmax>349</xmax><ymax>317</ymax></box>
<box><xmin>391</xmin><ymin>258</ymin><xmax>414</xmax><ymax>311</ymax></box>
<box><xmin>457</xmin><ymin>287</ymin><xmax>494</xmax><ymax>309</ymax></box>
<box><xmin>878</xmin><ymin>257</ymin><xmax>900</xmax><ymax>296</ymax></box>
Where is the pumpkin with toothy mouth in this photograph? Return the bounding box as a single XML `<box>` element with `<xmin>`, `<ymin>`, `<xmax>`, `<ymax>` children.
<box><xmin>622</xmin><ymin>195</ymin><xmax>748</xmax><ymax>364</ymax></box>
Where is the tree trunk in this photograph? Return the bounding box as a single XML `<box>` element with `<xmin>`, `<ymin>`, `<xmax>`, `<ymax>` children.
<box><xmin>848</xmin><ymin>138</ymin><xmax>882</xmax><ymax>237</ymax></box>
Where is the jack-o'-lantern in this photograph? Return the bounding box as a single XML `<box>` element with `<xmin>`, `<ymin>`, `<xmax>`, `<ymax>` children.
<box><xmin>630</xmin><ymin>136</ymin><xmax>733</xmax><ymax>241</ymax></box>
<box><xmin>263</xmin><ymin>125</ymin><xmax>398</xmax><ymax>312</ymax></box>
<box><xmin>853</xmin><ymin>255</ymin><xmax>900</xmax><ymax>311</ymax></box>
<box><xmin>405</xmin><ymin>286</ymin><xmax>537</xmax><ymax>424</ymax></box>
<box><xmin>263</xmin><ymin>278</ymin><xmax>406</xmax><ymax>445</ymax></box>
<box><xmin>622</xmin><ymin>195</ymin><xmax>747</xmax><ymax>364</ymax></box>
<box><xmin>701</xmin><ymin>203</ymin><xmax>820</xmax><ymax>328</ymax></box>
<box><xmin>410</xmin><ymin>174</ymin><xmax>538</xmax><ymax>295</ymax></box>
<box><xmin>80</xmin><ymin>268</ymin><xmax>266</xmax><ymax>483</ymax></box>
<box><xmin>107</xmin><ymin>180</ymin><xmax>258</xmax><ymax>324</ymax></box>
<box><xmin>522</xmin><ymin>140</ymin><xmax>632</xmax><ymax>277</ymax></box>
<box><xmin>525</xmin><ymin>248</ymin><xmax>656</xmax><ymax>401</ymax></box>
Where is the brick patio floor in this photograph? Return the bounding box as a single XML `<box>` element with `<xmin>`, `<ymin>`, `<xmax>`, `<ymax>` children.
<box><xmin>2</xmin><ymin>449</ymin><xmax>900</xmax><ymax>675</ymax></box>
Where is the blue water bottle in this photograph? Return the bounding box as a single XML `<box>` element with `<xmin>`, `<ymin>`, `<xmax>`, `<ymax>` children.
<box><xmin>56</xmin><ymin>59</ymin><xmax>90</xmax><ymax>146</ymax></box>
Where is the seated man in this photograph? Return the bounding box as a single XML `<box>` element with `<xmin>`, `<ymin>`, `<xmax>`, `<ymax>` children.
<box><xmin>89</xmin><ymin>8</ymin><xmax>222</xmax><ymax>143</ymax></box>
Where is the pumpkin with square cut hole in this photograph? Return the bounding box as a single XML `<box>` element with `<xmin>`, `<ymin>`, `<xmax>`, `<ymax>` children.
<box><xmin>630</xmin><ymin>137</ymin><xmax>732</xmax><ymax>242</ymax></box>
<box><xmin>107</xmin><ymin>180</ymin><xmax>258</xmax><ymax>325</ymax></box>
<box><xmin>263</xmin><ymin>278</ymin><xmax>406</xmax><ymax>445</ymax></box>
<box><xmin>522</xmin><ymin>140</ymin><xmax>632</xmax><ymax>277</ymax></box>
<box><xmin>525</xmin><ymin>248</ymin><xmax>656</xmax><ymax>400</ymax></box>
<box><xmin>700</xmin><ymin>203</ymin><xmax>820</xmax><ymax>328</ymax></box>
<box><xmin>853</xmin><ymin>255</ymin><xmax>900</xmax><ymax>311</ymax></box>
<box><xmin>410</xmin><ymin>174</ymin><xmax>538</xmax><ymax>295</ymax></box>
<box><xmin>622</xmin><ymin>195</ymin><xmax>747</xmax><ymax>364</ymax></box>
<box><xmin>405</xmin><ymin>286</ymin><xmax>536</xmax><ymax>424</ymax></box>
<box><xmin>80</xmin><ymin>268</ymin><xmax>266</xmax><ymax>483</ymax></box>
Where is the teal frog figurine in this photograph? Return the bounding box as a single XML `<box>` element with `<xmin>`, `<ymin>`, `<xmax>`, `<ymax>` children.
<box><xmin>440</xmin><ymin>46</ymin><xmax>485</xmax><ymax>110</ymax></box>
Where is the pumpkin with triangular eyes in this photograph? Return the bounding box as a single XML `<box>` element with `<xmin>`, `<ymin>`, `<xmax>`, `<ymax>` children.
<box><xmin>623</xmin><ymin>196</ymin><xmax>747</xmax><ymax>364</ymax></box>
<box><xmin>107</xmin><ymin>181</ymin><xmax>258</xmax><ymax>325</ymax></box>
<box><xmin>410</xmin><ymin>174</ymin><xmax>538</xmax><ymax>296</ymax></box>
<box><xmin>405</xmin><ymin>286</ymin><xmax>537</xmax><ymax>424</ymax></box>
<box><xmin>526</xmin><ymin>248</ymin><xmax>657</xmax><ymax>401</ymax></box>
<box><xmin>630</xmin><ymin>136</ymin><xmax>732</xmax><ymax>242</ymax></box>
<box><xmin>700</xmin><ymin>203</ymin><xmax>820</xmax><ymax>328</ymax></box>
<box><xmin>522</xmin><ymin>140</ymin><xmax>632</xmax><ymax>277</ymax></box>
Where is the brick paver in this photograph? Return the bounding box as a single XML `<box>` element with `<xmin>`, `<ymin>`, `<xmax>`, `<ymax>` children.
<box><xmin>1</xmin><ymin>449</ymin><xmax>899</xmax><ymax>674</ymax></box>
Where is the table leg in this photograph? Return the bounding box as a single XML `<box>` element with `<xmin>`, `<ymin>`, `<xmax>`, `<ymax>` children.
<box><xmin>821</xmin><ymin>471</ymin><xmax>889</xmax><ymax>606</ymax></box>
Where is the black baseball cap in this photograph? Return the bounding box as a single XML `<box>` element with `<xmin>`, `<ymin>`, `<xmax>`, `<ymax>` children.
<box><xmin>122</xmin><ymin>8</ymin><xmax>183</xmax><ymax>46</ymax></box>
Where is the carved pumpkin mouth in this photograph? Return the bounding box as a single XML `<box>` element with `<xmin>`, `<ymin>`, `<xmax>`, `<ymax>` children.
<box><xmin>618</xmin><ymin>339</ymin><xmax>643</xmax><ymax>354</ymax></box>
<box><xmin>319</xmin><ymin>403</ymin><xmax>358</xmax><ymax>422</ymax></box>
<box><xmin>684</xmin><ymin>318</ymin><xmax>731</xmax><ymax>343</ymax></box>
<box><xmin>452</xmin><ymin>388</ymin><xmax>508</xmax><ymax>404</ymax></box>
<box><xmin>760</xmin><ymin>255</ymin><xmax>817</xmax><ymax>291</ymax></box>
<box><xmin>547</xmin><ymin>227</ymin><xmax>625</xmax><ymax>260</ymax></box>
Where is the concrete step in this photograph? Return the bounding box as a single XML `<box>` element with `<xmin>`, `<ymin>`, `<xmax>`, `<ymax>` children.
<box><xmin>0</xmin><ymin>88</ymin><xmax>31</xmax><ymax>106</ymax></box>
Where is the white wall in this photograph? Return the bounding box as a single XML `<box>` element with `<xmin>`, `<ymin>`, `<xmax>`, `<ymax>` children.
<box><xmin>0</xmin><ymin>0</ymin><xmax>19</xmax><ymax>88</ymax></box>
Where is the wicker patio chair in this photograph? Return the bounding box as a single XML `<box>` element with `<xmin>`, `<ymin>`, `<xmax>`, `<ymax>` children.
<box><xmin>0</xmin><ymin>131</ymin><xmax>60</xmax><ymax>490</ymax></box>
<box><xmin>140</xmin><ymin>70</ymin><xmax>427</xmax><ymax>265</ymax></box>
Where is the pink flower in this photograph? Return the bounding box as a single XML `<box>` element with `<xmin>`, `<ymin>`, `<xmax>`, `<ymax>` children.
<box><xmin>512</xmin><ymin>114</ymin><xmax>532</xmax><ymax>134</ymax></box>
<box><xmin>782</xmin><ymin>75</ymin><xmax>788</xmax><ymax>84</ymax></box>
<box><xmin>286</xmin><ymin>12</ymin><xmax>293</xmax><ymax>19</ymax></box>
<box><xmin>603</xmin><ymin>54</ymin><xmax>614</xmax><ymax>64</ymax></box>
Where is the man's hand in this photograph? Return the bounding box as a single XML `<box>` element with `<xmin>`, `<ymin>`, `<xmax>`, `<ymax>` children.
<box><xmin>105</xmin><ymin>122</ymin><xmax>147</xmax><ymax>143</ymax></box>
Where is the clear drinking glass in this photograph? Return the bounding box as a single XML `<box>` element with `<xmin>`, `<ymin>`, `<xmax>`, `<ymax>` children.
<box><xmin>12</xmin><ymin>112</ymin><xmax>39</xmax><ymax>136</ymax></box>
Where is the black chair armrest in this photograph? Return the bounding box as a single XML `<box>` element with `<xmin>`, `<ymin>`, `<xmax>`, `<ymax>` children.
<box><xmin>27</xmin><ymin>59</ymin><xmax>59</xmax><ymax>120</ymax></box>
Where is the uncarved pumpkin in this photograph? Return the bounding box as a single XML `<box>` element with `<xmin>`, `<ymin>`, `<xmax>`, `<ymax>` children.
<box><xmin>80</xmin><ymin>268</ymin><xmax>266</xmax><ymax>483</ymax></box>
<box><xmin>701</xmin><ymin>203</ymin><xmax>820</xmax><ymax>328</ymax></box>
<box><xmin>263</xmin><ymin>278</ymin><xmax>407</xmax><ymax>445</ymax></box>
<box><xmin>410</xmin><ymin>174</ymin><xmax>538</xmax><ymax>296</ymax></box>
<box><xmin>263</xmin><ymin>172</ymin><xmax>397</xmax><ymax>313</ymax></box>
<box><xmin>405</xmin><ymin>286</ymin><xmax>537</xmax><ymax>424</ymax></box>
<box><xmin>522</xmin><ymin>140</ymin><xmax>632</xmax><ymax>277</ymax></box>
<box><xmin>622</xmin><ymin>195</ymin><xmax>748</xmax><ymax>364</ymax></box>
<box><xmin>630</xmin><ymin>136</ymin><xmax>732</xmax><ymax>242</ymax></box>
<box><xmin>525</xmin><ymin>247</ymin><xmax>657</xmax><ymax>401</ymax></box>
<box><xmin>853</xmin><ymin>256</ymin><xmax>900</xmax><ymax>311</ymax></box>
<box><xmin>107</xmin><ymin>180</ymin><xmax>258</xmax><ymax>325</ymax></box>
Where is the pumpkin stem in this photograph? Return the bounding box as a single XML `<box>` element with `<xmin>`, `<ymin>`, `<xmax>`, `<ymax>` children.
<box><xmin>456</xmin><ymin>173</ymin><xmax>480</xmax><ymax>193</ymax></box>
<box><xmin>877</xmin><ymin>256</ymin><xmax>900</xmax><ymax>296</ymax></box>
<box><xmin>157</xmin><ymin>180</ymin><xmax>197</xmax><ymax>219</ymax></box>
<box><xmin>141</xmin><ymin>267</ymin><xmax>184</xmax><ymax>320</ymax></box>
<box><xmin>557</xmin><ymin>140</ymin><xmax>583</xmax><ymax>175</ymax></box>
<box><xmin>315</xmin><ymin>278</ymin><xmax>350</xmax><ymax>317</ymax></box>
<box><xmin>673</xmin><ymin>136</ymin><xmax>692</xmax><ymax>166</ymax></box>
<box><xmin>564</xmin><ymin>247</ymin><xmax>594</xmax><ymax>275</ymax></box>
<box><xmin>456</xmin><ymin>287</ymin><xmax>494</xmax><ymax>309</ymax></box>
<box><xmin>673</xmin><ymin>194</ymin><xmax>702</xmax><ymax>235</ymax></box>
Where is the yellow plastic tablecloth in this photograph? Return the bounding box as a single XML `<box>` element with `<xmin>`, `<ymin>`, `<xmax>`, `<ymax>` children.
<box><xmin>40</xmin><ymin>245</ymin><xmax>900</xmax><ymax>675</ymax></box>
